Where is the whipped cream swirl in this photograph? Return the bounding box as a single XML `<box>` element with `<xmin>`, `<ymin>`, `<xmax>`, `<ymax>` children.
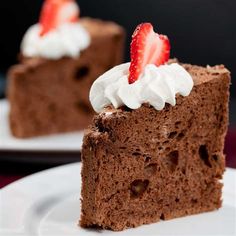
<box><xmin>90</xmin><ymin>63</ymin><xmax>193</xmax><ymax>113</ymax></box>
<box><xmin>21</xmin><ymin>22</ymin><xmax>90</xmax><ymax>59</ymax></box>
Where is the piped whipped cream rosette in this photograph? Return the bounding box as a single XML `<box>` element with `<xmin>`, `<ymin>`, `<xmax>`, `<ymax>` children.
<box><xmin>90</xmin><ymin>23</ymin><xmax>193</xmax><ymax>112</ymax></box>
<box><xmin>21</xmin><ymin>0</ymin><xmax>90</xmax><ymax>59</ymax></box>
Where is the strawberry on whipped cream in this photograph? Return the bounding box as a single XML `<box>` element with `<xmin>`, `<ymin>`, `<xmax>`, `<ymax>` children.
<box><xmin>90</xmin><ymin>23</ymin><xmax>193</xmax><ymax>113</ymax></box>
<box><xmin>21</xmin><ymin>0</ymin><xmax>90</xmax><ymax>59</ymax></box>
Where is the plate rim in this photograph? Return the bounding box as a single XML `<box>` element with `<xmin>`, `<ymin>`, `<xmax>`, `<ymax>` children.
<box><xmin>1</xmin><ymin>163</ymin><xmax>236</xmax><ymax>236</ymax></box>
<box><xmin>0</xmin><ymin>162</ymin><xmax>80</xmax><ymax>191</ymax></box>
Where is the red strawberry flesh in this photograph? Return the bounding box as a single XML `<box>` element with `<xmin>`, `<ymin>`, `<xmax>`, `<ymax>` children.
<box><xmin>39</xmin><ymin>0</ymin><xmax>79</xmax><ymax>36</ymax></box>
<box><xmin>128</xmin><ymin>23</ymin><xmax>170</xmax><ymax>84</ymax></box>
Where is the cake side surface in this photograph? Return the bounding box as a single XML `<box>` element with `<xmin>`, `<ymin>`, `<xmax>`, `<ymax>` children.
<box><xmin>7</xmin><ymin>18</ymin><xmax>125</xmax><ymax>138</ymax></box>
<box><xmin>80</xmin><ymin>66</ymin><xmax>230</xmax><ymax>231</ymax></box>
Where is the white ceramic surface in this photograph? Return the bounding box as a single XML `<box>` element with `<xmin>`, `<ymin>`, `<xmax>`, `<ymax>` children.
<box><xmin>0</xmin><ymin>99</ymin><xmax>83</xmax><ymax>151</ymax></box>
<box><xmin>0</xmin><ymin>163</ymin><xmax>235</xmax><ymax>236</ymax></box>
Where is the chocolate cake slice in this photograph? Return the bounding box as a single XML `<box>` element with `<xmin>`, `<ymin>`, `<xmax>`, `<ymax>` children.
<box><xmin>80</xmin><ymin>63</ymin><xmax>230</xmax><ymax>231</ymax></box>
<box><xmin>7</xmin><ymin>18</ymin><xmax>125</xmax><ymax>138</ymax></box>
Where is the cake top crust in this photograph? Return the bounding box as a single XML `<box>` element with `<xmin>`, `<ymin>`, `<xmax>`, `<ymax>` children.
<box><xmin>183</xmin><ymin>63</ymin><xmax>230</xmax><ymax>85</ymax></box>
<box><xmin>80</xmin><ymin>17</ymin><xmax>125</xmax><ymax>38</ymax></box>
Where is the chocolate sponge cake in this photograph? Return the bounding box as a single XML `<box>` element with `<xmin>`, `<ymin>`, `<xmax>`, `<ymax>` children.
<box><xmin>7</xmin><ymin>0</ymin><xmax>125</xmax><ymax>138</ymax></box>
<box><xmin>80</xmin><ymin>23</ymin><xmax>230</xmax><ymax>231</ymax></box>
<box><xmin>80</xmin><ymin>64</ymin><xmax>230</xmax><ymax>231</ymax></box>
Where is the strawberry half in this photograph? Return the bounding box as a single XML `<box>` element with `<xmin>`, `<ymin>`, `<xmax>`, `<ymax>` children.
<box><xmin>128</xmin><ymin>23</ymin><xmax>170</xmax><ymax>84</ymax></box>
<box><xmin>39</xmin><ymin>0</ymin><xmax>79</xmax><ymax>36</ymax></box>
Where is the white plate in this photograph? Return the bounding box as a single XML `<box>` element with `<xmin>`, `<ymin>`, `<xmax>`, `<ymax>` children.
<box><xmin>0</xmin><ymin>99</ymin><xmax>83</xmax><ymax>152</ymax></box>
<box><xmin>0</xmin><ymin>163</ymin><xmax>236</xmax><ymax>236</ymax></box>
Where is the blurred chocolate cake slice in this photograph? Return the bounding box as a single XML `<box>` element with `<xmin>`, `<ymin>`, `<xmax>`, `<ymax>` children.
<box><xmin>7</xmin><ymin>0</ymin><xmax>125</xmax><ymax>138</ymax></box>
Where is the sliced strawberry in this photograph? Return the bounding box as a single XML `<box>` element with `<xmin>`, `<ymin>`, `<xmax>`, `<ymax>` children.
<box><xmin>128</xmin><ymin>23</ymin><xmax>170</xmax><ymax>84</ymax></box>
<box><xmin>39</xmin><ymin>0</ymin><xmax>79</xmax><ymax>36</ymax></box>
